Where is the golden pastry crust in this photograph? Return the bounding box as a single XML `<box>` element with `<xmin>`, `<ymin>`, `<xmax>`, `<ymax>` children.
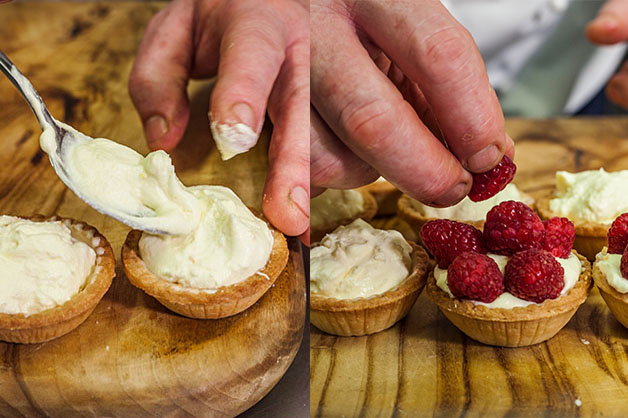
<box><xmin>593</xmin><ymin>260</ymin><xmax>628</xmax><ymax>328</ymax></box>
<box><xmin>310</xmin><ymin>243</ymin><xmax>430</xmax><ymax>336</ymax></box>
<box><xmin>122</xmin><ymin>221</ymin><xmax>289</xmax><ymax>320</ymax></box>
<box><xmin>359</xmin><ymin>180</ymin><xmax>402</xmax><ymax>216</ymax></box>
<box><xmin>536</xmin><ymin>195</ymin><xmax>607</xmax><ymax>261</ymax></box>
<box><xmin>427</xmin><ymin>251</ymin><xmax>591</xmax><ymax>347</ymax></box>
<box><xmin>397</xmin><ymin>194</ymin><xmax>485</xmax><ymax>232</ymax></box>
<box><xmin>0</xmin><ymin>216</ymin><xmax>116</xmax><ymax>344</ymax></box>
<box><xmin>311</xmin><ymin>189</ymin><xmax>378</xmax><ymax>243</ymax></box>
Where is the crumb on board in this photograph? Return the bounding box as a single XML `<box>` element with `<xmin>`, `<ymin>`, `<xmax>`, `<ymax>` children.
<box><xmin>580</xmin><ymin>338</ymin><xmax>590</xmax><ymax>345</ymax></box>
<box><xmin>575</xmin><ymin>398</ymin><xmax>582</xmax><ymax>407</ymax></box>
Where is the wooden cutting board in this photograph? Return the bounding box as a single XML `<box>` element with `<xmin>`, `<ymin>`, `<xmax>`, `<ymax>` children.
<box><xmin>311</xmin><ymin>117</ymin><xmax>628</xmax><ymax>417</ymax></box>
<box><xmin>0</xmin><ymin>3</ymin><xmax>305</xmax><ymax>417</ymax></box>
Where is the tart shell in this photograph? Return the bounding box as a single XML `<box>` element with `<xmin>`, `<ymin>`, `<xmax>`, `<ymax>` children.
<box><xmin>359</xmin><ymin>180</ymin><xmax>402</xmax><ymax>216</ymax></box>
<box><xmin>593</xmin><ymin>260</ymin><xmax>628</xmax><ymax>329</ymax></box>
<box><xmin>311</xmin><ymin>189</ymin><xmax>378</xmax><ymax>243</ymax></box>
<box><xmin>426</xmin><ymin>251</ymin><xmax>592</xmax><ymax>347</ymax></box>
<box><xmin>0</xmin><ymin>216</ymin><xmax>116</xmax><ymax>344</ymax></box>
<box><xmin>310</xmin><ymin>243</ymin><xmax>430</xmax><ymax>336</ymax></box>
<box><xmin>536</xmin><ymin>196</ymin><xmax>607</xmax><ymax>261</ymax></box>
<box><xmin>122</xmin><ymin>225</ymin><xmax>289</xmax><ymax>320</ymax></box>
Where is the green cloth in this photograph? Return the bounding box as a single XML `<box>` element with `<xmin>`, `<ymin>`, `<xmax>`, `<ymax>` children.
<box><xmin>498</xmin><ymin>1</ymin><xmax>603</xmax><ymax>117</ymax></box>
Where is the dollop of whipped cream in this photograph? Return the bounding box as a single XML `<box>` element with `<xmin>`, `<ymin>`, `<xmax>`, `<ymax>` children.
<box><xmin>310</xmin><ymin>219</ymin><xmax>413</xmax><ymax>299</ymax></box>
<box><xmin>311</xmin><ymin>189</ymin><xmax>364</xmax><ymax>229</ymax></box>
<box><xmin>411</xmin><ymin>184</ymin><xmax>531</xmax><ymax>222</ymax></box>
<box><xmin>139</xmin><ymin>185</ymin><xmax>273</xmax><ymax>290</ymax></box>
<box><xmin>549</xmin><ymin>169</ymin><xmax>628</xmax><ymax>225</ymax></box>
<box><xmin>434</xmin><ymin>252</ymin><xmax>582</xmax><ymax>308</ymax></box>
<box><xmin>595</xmin><ymin>248</ymin><xmax>628</xmax><ymax>293</ymax></box>
<box><xmin>209</xmin><ymin>118</ymin><xmax>259</xmax><ymax>161</ymax></box>
<box><xmin>0</xmin><ymin>216</ymin><xmax>96</xmax><ymax>316</ymax></box>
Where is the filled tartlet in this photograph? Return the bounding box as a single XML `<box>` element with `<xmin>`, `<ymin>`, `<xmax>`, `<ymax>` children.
<box><xmin>423</xmin><ymin>201</ymin><xmax>591</xmax><ymax>347</ymax></box>
<box><xmin>122</xmin><ymin>185</ymin><xmax>289</xmax><ymax>319</ymax></box>
<box><xmin>537</xmin><ymin>169</ymin><xmax>628</xmax><ymax>260</ymax></box>
<box><xmin>310</xmin><ymin>188</ymin><xmax>377</xmax><ymax>243</ymax></box>
<box><xmin>398</xmin><ymin>183</ymin><xmax>534</xmax><ymax>232</ymax></box>
<box><xmin>358</xmin><ymin>177</ymin><xmax>401</xmax><ymax>216</ymax></box>
<box><xmin>0</xmin><ymin>215</ymin><xmax>115</xmax><ymax>343</ymax></box>
<box><xmin>310</xmin><ymin>219</ymin><xmax>429</xmax><ymax>336</ymax></box>
<box><xmin>593</xmin><ymin>213</ymin><xmax>628</xmax><ymax>328</ymax></box>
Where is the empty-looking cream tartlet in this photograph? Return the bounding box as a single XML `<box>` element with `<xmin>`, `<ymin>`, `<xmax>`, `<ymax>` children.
<box><xmin>0</xmin><ymin>215</ymin><xmax>115</xmax><ymax>343</ymax></box>
<box><xmin>398</xmin><ymin>184</ymin><xmax>534</xmax><ymax>232</ymax></box>
<box><xmin>310</xmin><ymin>219</ymin><xmax>429</xmax><ymax>336</ymax></box>
<box><xmin>311</xmin><ymin>188</ymin><xmax>377</xmax><ymax>243</ymax></box>
<box><xmin>537</xmin><ymin>169</ymin><xmax>628</xmax><ymax>260</ymax></box>
<box><xmin>122</xmin><ymin>185</ymin><xmax>288</xmax><ymax>319</ymax></box>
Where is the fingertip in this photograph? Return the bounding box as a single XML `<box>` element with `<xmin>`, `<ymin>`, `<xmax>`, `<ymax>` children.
<box><xmin>587</xmin><ymin>15</ymin><xmax>621</xmax><ymax>44</ymax></box>
<box><xmin>262</xmin><ymin>183</ymin><xmax>310</xmax><ymax>238</ymax></box>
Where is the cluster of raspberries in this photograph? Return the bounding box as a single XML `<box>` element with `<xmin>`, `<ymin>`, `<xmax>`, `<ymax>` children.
<box><xmin>420</xmin><ymin>201</ymin><xmax>575</xmax><ymax>303</ymax></box>
<box><xmin>606</xmin><ymin>214</ymin><xmax>628</xmax><ymax>279</ymax></box>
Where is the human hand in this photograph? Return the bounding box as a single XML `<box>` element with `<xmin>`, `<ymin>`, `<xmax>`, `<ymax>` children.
<box><xmin>129</xmin><ymin>0</ymin><xmax>310</xmax><ymax>244</ymax></box>
<box><xmin>587</xmin><ymin>0</ymin><xmax>628</xmax><ymax>108</ymax></box>
<box><xmin>310</xmin><ymin>0</ymin><xmax>514</xmax><ymax>206</ymax></box>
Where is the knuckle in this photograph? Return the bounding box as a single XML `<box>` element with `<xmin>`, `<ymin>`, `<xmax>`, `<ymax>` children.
<box><xmin>416</xmin><ymin>26</ymin><xmax>473</xmax><ymax>84</ymax></box>
<box><xmin>338</xmin><ymin>97</ymin><xmax>402</xmax><ymax>153</ymax></box>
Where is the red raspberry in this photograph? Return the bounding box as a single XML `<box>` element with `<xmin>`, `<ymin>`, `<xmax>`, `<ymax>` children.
<box><xmin>484</xmin><ymin>200</ymin><xmax>545</xmax><ymax>256</ymax></box>
<box><xmin>447</xmin><ymin>252</ymin><xmax>504</xmax><ymax>302</ymax></box>
<box><xmin>420</xmin><ymin>219</ymin><xmax>487</xmax><ymax>268</ymax></box>
<box><xmin>621</xmin><ymin>249</ymin><xmax>628</xmax><ymax>280</ymax></box>
<box><xmin>543</xmin><ymin>217</ymin><xmax>575</xmax><ymax>258</ymax></box>
<box><xmin>468</xmin><ymin>155</ymin><xmax>517</xmax><ymax>202</ymax></box>
<box><xmin>608</xmin><ymin>213</ymin><xmax>628</xmax><ymax>254</ymax></box>
<box><xmin>504</xmin><ymin>249</ymin><xmax>564</xmax><ymax>303</ymax></box>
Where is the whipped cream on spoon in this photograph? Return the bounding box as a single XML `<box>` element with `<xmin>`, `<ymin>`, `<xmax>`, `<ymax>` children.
<box><xmin>0</xmin><ymin>50</ymin><xmax>199</xmax><ymax>235</ymax></box>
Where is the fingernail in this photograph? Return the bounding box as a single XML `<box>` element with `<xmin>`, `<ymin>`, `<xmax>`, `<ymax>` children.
<box><xmin>466</xmin><ymin>144</ymin><xmax>501</xmax><ymax>173</ymax></box>
<box><xmin>289</xmin><ymin>186</ymin><xmax>310</xmax><ymax>218</ymax></box>
<box><xmin>230</xmin><ymin>102</ymin><xmax>256</xmax><ymax>130</ymax></box>
<box><xmin>144</xmin><ymin>115</ymin><xmax>169</xmax><ymax>147</ymax></box>
<box><xmin>432</xmin><ymin>182</ymin><xmax>469</xmax><ymax>207</ymax></box>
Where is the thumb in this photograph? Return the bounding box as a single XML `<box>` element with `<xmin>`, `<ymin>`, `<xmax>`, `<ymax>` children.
<box><xmin>128</xmin><ymin>0</ymin><xmax>194</xmax><ymax>151</ymax></box>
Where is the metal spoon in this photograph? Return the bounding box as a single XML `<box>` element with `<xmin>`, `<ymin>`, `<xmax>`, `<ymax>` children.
<box><xmin>0</xmin><ymin>50</ymin><xmax>170</xmax><ymax>234</ymax></box>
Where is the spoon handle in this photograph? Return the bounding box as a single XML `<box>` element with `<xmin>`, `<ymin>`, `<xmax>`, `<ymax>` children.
<box><xmin>0</xmin><ymin>50</ymin><xmax>56</xmax><ymax>131</ymax></box>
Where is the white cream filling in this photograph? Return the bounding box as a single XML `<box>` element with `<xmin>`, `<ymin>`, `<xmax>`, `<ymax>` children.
<box><xmin>139</xmin><ymin>185</ymin><xmax>273</xmax><ymax>290</ymax></box>
<box><xmin>210</xmin><ymin>119</ymin><xmax>259</xmax><ymax>161</ymax></box>
<box><xmin>595</xmin><ymin>248</ymin><xmax>628</xmax><ymax>293</ymax></box>
<box><xmin>434</xmin><ymin>252</ymin><xmax>582</xmax><ymax>308</ymax></box>
<box><xmin>411</xmin><ymin>184</ymin><xmax>532</xmax><ymax>222</ymax></box>
<box><xmin>311</xmin><ymin>189</ymin><xmax>365</xmax><ymax>229</ymax></box>
<box><xmin>0</xmin><ymin>216</ymin><xmax>96</xmax><ymax>316</ymax></box>
<box><xmin>549</xmin><ymin>169</ymin><xmax>628</xmax><ymax>225</ymax></box>
<box><xmin>310</xmin><ymin>219</ymin><xmax>412</xmax><ymax>300</ymax></box>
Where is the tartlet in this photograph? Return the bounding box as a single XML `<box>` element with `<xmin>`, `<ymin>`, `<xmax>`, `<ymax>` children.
<box><xmin>358</xmin><ymin>178</ymin><xmax>401</xmax><ymax>216</ymax></box>
<box><xmin>593</xmin><ymin>251</ymin><xmax>628</xmax><ymax>328</ymax></box>
<box><xmin>0</xmin><ymin>216</ymin><xmax>115</xmax><ymax>344</ymax></box>
<box><xmin>397</xmin><ymin>186</ymin><xmax>535</xmax><ymax>233</ymax></box>
<box><xmin>122</xmin><ymin>224</ymin><xmax>289</xmax><ymax>320</ymax></box>
<box><xmin>427</xmin><ymin>251</ymin><xmax>592</xmax><ymax>347</ymax></box>
<box><xmin>537</xmin><ymin>196</ymin><xmax>605</xmax><ymax>261</ymax></box>
<box><xmin>310</xmin><ymin>243</ymin><xmax>430</xmax><ymax>336</ymax></box>
<box><xmin>311</xmin><ymin>189</ymin><xmax>378</xmax><ymax>243</ymax></box>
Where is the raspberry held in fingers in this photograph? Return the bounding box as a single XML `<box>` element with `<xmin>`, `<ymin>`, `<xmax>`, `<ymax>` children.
<box><xmin>468</xmin><ymin>155</ymin><xmax>517</xmax><ymax>202</ymax></box>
